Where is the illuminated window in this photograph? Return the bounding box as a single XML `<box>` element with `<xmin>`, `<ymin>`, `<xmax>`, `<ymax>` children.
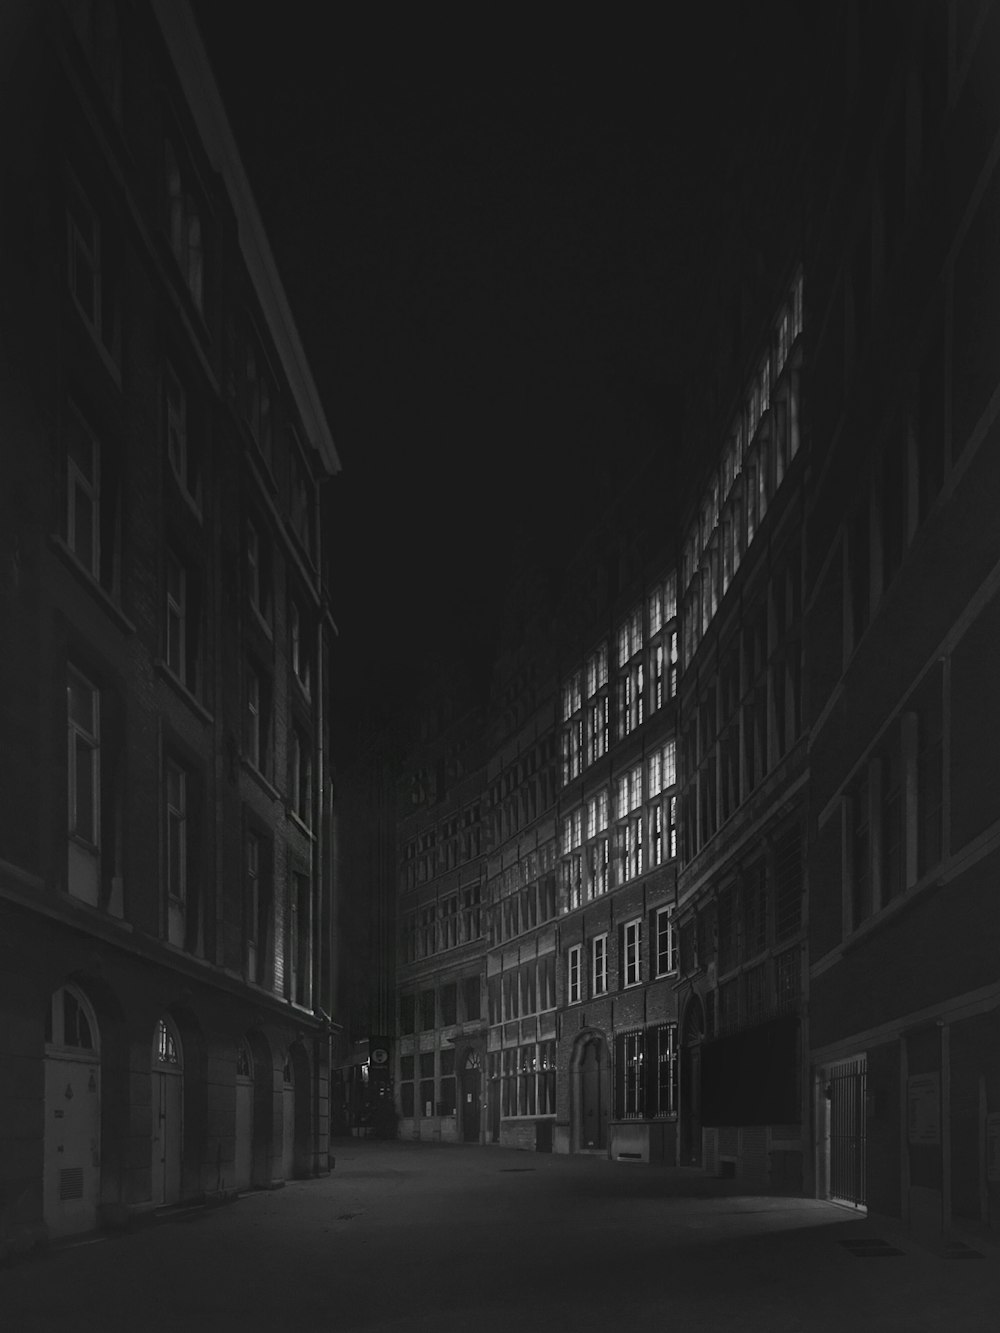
<box><xmin>622</xmin><ymin>918</ymin><xmax>641</xmax><ymax>988</ymax></box>
<box><xmin>654</xmin><ymin>907</ymin><xmax>676</xmax><ymax>976</ymax></box>
<box><xmin>615</xmin><ymin>1030</ymin><xmax>644</xmax><ymax>1118</ymax></box>
<box><xmin>567</xmin><ymin>945</ymin><xmax>582</xmax><ymax>1004</ymax></box>
<box><xmin>591</xmin><ymin>933</ymin><xmax>608</xmax><ymax>995</ymax></box>
<box><xmin>156</xmin><ymin>1017</ymin><xmax>180</xmax><ymax>1065</ymax></box>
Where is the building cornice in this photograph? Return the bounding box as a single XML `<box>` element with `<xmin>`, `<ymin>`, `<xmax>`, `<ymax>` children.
<box><xmin>150</xmin><ymin>1</ymin><xmax>340</xmax><ymax>478</ymax></box>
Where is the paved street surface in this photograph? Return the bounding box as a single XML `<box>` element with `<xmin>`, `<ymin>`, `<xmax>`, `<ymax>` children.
<box><xmin>3</xmin><ymin>1140</ymin><xmax>1000</xmax><ymax>1332</ymax></box>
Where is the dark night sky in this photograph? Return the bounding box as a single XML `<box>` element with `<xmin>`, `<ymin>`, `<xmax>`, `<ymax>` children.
<box><xmin>192</xmin><ymin>5</ymin><xmax>810</xmax><ymax>719</ymax></box>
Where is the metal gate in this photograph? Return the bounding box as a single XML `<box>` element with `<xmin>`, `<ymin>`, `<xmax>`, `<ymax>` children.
<box><xmin>825</xmin><ymin>1054</ymin><xmax>867</xmax><ymax>1208</ymax></box>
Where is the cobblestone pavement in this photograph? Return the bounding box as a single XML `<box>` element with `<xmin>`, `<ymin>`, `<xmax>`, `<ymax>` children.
<box><xmin>3</xmin><ymin>1141</ymin><xmax>999</xmax><ymax>1332</ymax></box>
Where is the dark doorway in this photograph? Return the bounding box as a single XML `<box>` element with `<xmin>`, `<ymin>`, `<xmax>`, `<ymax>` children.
<box><xmin>461</xmin><ymin>1050</ymin><xmax>481</xmax><ymax>1142</ymax></box>
<box><xmin>579</xmin><ymin>1038</ymin><xmax>607</xmax><ymax>1150</ymax></box>
<box><xmin>680</xmin><ymin>997</ymin><xmax>705</xmax><ymax>1167</ymax></box>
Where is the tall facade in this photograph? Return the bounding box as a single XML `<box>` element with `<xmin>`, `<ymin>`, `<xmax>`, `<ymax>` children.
<box><xmin>0</xmin><ymin>0</ymin><xmax>339</xmax><ymax>1254</ymax></box>
<box><xmin>381</xmin><ymin>0</ymin><xmax>1000</xmax><ymax>1243</ymax></box>
<box><xmin>804</xmin><ymin>0</ymin><xmax>1000</xmax><ymax>1236</ymax></box>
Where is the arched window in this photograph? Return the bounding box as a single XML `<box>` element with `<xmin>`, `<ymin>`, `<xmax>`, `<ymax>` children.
<box><xmin>464</xmin><ymin>1049</ymin><xmax>481</xmax><ymax>1072</ymax></box>
<box><xmin>236</xmin><ymin>1040</ymin><xmax>253</xmax><ymax>1079</ymax></box>
<box><xmin>155</xmin><ymin>1017</ymin><xmax>181</xmax><ymax>1066</ymax></box>
<box><xmin>45</xmin><ymin>984</ymin><xmax>99</xmax><ymax>1052</ymax></box>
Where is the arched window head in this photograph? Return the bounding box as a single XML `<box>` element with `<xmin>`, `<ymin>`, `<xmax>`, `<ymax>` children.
<box><xmin>45</xmin><ymin>984</ymin><xmax>98</xmax><ymax>1051</ymax></box>
<box><xmin>236</xmin><ymin>1040</ymin><xmax>253</xmax><ymax>1079</ymax></box>
<box><xmin>156</xmin><ymin>1017</ymin><xmax>180</xmax><ymax>1066</ymax></box>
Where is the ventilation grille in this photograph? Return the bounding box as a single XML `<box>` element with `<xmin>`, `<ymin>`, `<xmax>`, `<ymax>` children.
<box><xmin>59</xmin><ymin>1167</ymin><xmax>84</xmax><ymax>1201</ymax></box>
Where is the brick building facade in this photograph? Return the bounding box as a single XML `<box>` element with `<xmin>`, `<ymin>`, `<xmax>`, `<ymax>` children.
<box><xmin>376</xmin><ymin>0</ymin><xmax>1000</xmax><ymax>1245</ymax></box>
<box><xmin>0</xmin><ymin>0</ymin><xmax>339</xmax><ymax>1254</ymax></box>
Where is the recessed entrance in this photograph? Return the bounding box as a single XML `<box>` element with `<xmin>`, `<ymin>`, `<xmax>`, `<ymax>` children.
<box><xmin>152</xmin><ymin>1016</ymin><xmax>183</xmax><ymax>1207</ymax></box>
<box><xmin>281</xmin><ymin>1055</ymin><xmax>295</xmax><ymax>1179</ymax></box>
<box><xmin>234</xmin><ymin>1039</ymin><xmax>254</xmax><ymax>1192</ymax></box>
<box><xmin>574</xmin><ymin>1034</ymin><xmax>608</xmax><ymax>1151</ymax></box>
<box><xmin>679</xmin><ymin>996</ymin><xmax>704</xmax><ymax>1167</ymax></box>
<box><xmin>821</xmin><ymin>1054</ymin><xmax>868</xmax><ymax>1209</ymax></box>
<box><xmin>461</xmin><ymin>1050</ymin><xmax>481</xmax><ymax>1143</ymax></box>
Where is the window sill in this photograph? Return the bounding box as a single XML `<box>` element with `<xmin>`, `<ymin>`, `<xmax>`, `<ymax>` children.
<box><xmin>49</xmin><ymin>535</ymin><xmax>135</xmax><ymax>634</ymax></box>
<box><xmin>242</xmin><ymin>760</ymin><xmax>281</xmax><ymax>804</ymax></box>
<box><xmin>167</xmin><ymin>466</ymin><xmax>204</xmax><ymax>523</ymax></box>
<box><xmin>69</xmin><ymin>298</ymin><xmax>122</xmax><ymax>389</ymax></box>
<box><xmin>289</xmin><ymin>811</ymin><xmax>315</xmax><ymax>840</ymax></box>
<box><xmin>250</xmin><ymin>605</ymin><xmax>274</xmax><ymax>640</ymax></box>
<box><xmin>155</xmin><ymin>661</ymin><xmax>213</xmax><ymax>724</ymax></box>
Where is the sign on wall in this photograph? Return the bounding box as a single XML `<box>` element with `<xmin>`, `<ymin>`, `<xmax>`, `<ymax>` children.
<box><xmin>907</xmin><ymin>1073</ymin><xmax>940</xmax><ymax>1146</ymax></box>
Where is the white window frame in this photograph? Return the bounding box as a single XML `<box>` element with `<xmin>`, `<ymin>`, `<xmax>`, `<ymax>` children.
<box><xmin>164</xmin><ymin>360</ymin><xmax>202</xmax><ymax>510</ymax></box>
<box><xmin>592</xmin><ymin>933</ymin><xmax>608</xmax><ymax>995</ymax></box>
<box><xmin>165</xmin><ymin>758</ymin><xmax>187</xmax><ymax>904</ymax></box>
<box><xmin>623</xmin><ymin>918</ymin><xmax>641</xmax><ymax>988</ymax></box>
<box><xmin>67</xmin><ymin>666</ymin><xmax>100</xmax><ymax>847</ymax></box>
<box><xmin>165</xmin><ymin>551</ymin><xmax>186</xmax><ymax>679</ymax></box>
<box><xmin>66</xmin><ymin>409</ymin><xmax>100</xmax><ymax>579</ymax></box>
<box><xmin>290</xmin><ymin>600</ymin><xmax>311</xmax><ymax>694</ymax></box>
<box><xmin>67</xmin><ymin>174</ymin><xmax>101</xmax><ymax>337</ymax></box>
<box><xmin>655</xmin><ymin>907</ymin><xmax>677</xmax><ymax>977</ymax></box>
<box><xmin>567</xmin><ymin>945</ymin><xmax>582</xmax><ymax>1005</ymax></box>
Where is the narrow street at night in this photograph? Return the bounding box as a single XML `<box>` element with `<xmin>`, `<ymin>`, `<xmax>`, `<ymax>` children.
<box><xmin>2</xmin><ymin>1140</ymin><xmax>999</xmax><ymax>1333</ymax></box>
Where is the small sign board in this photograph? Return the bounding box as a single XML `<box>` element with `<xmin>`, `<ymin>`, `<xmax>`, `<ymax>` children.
<box><xmin>907</xmin><ymin>1072</ymin><xmax>940</xmax><ymax>1145</ymax></box>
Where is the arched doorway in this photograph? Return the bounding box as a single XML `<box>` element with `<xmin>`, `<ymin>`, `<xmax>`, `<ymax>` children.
<box><xmin>43</xmin><ymin>984</ymin><xmax>101</xmax><ymax>1237</ymax></box>
<box><xmin>680</xmin><ymin>996</ymin><xmax>705</xmax><ymax>1167</ymax></box>
<box><xmin>281</xmin><ymin>1054</ymin><xmax>295</xmax><ymax>1179</ymax></box>
<box><xmin>234</xmin><ymin>1039</ymin><xmax>254</xmax><ymax>1192</ymax></box>
<box><xmin>151</xmin><ymin>1016</ymin><xmax>183</xmax><ymax>1206</ymax></box>
<box><xmin>574</xmin><ymin>1033</ymin><xmax>608</xmax><ymax>1151</ymax></box>
<box><xmin>461</xmin><ymin>1049</ymin><xmax>481</xmax><ymax>1142</ymax></box>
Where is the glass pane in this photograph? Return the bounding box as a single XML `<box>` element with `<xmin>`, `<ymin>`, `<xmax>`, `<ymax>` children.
<box><xmin>74</xmin><ymin>736</ymin><xmax>95</xmax><ymax>837</ymax></box>
<box><xmin>73</xmin><ymin>484</ymin><xmax>96</xmax><ymax>570</ymax></box>
<box><xmin>68</xmin><ymin>673</ymin><xmax>94</xmax><ymax>731</ymax></box>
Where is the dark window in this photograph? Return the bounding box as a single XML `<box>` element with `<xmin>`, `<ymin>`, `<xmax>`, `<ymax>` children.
<box><xmin>440</xmin><ymin>983</ymin><xmax>457</xmax><ymax>1026</ymax></box>
<box><xmin>399</xmin><ymin>994</ymin><xmax>415</xmax><ymax>1035</ymax></box>
<box><xmin>742</xmin><ymin>863</ymin><xmax>767</xmax><ymax>959</ymax></box>
<box><xmin>917</xmin><ymin>317</ymin><xmax>945</xmax><ymax>520</ymax></box>
<box><xmin>418</xmin><ymin>989</ymin><xmax>435</xmax><ymax>1031</ymax></box>
<box><xmin>773</xmin><ymin>827</ymin><xmax>803</xmax><ymax>940</ymax></box>
<box><xmin>851</xmin><ymin>770</ymin><xmax>872</xmax><ymax>927</ymax></box>
<box><xmin>850</xmin><ymin>501</ymin><xmax>871</xmax><ymax>646</ymax></box>
<box><xmin>462</xmin><ymin>976</ymin><xmax>481</xmax><ymax>1021</ymax></box>
<box><xmin>881</xmin><ymin>742</ymin><xmax>904</xmax><ymax>902</ymax></box>
<box><xmin>917</xmin><ymin>689</ymin><xmax>943</xmax><ymax>876</ymax></box>
<box><xmin>438</xmin><ymin>1047</ymin><xmax>456</xmax><ymax>1116</ymax></box>
<box><xmin>881</xmin><ymin>426</ymin><xmax>907</xmax><ymax>587</ymax></box>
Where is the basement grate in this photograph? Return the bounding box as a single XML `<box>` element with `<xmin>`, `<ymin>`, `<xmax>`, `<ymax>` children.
<box><xmin>839</xmin><ymin>1238</ymin><xmax>905</xmax><ymax>1257</ymax></box>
